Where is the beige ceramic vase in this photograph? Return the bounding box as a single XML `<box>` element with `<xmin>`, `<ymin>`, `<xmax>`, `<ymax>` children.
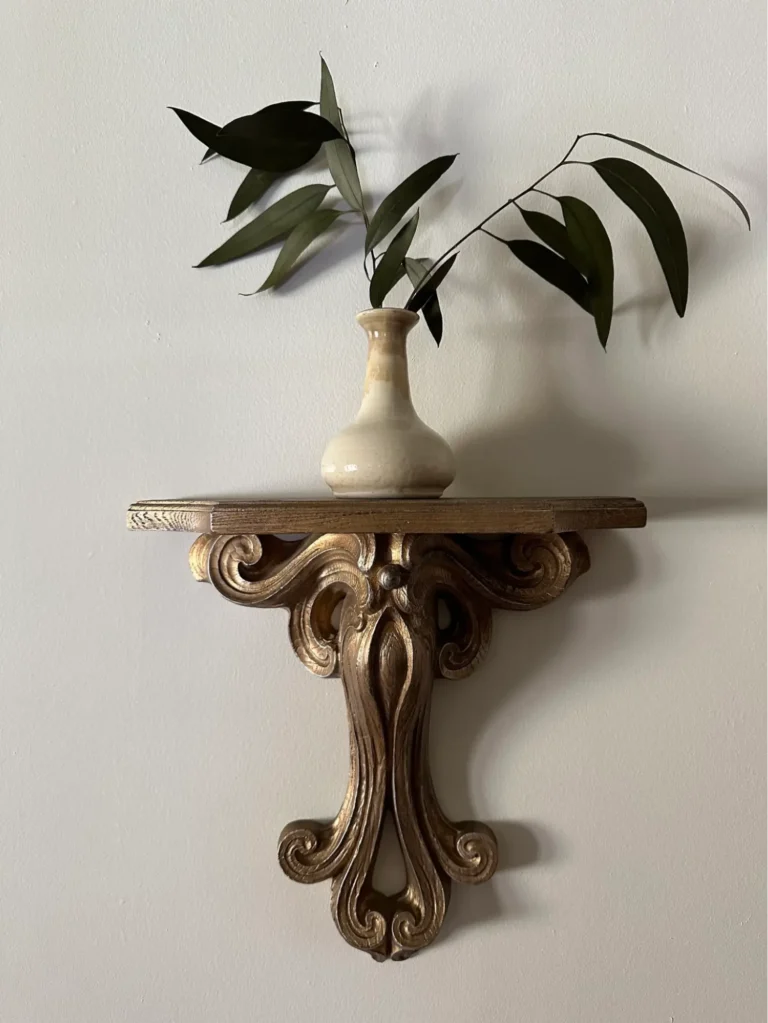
<box><xmin>321</xmin><ymin>308</ymin><xmax>456</xmax><ymax>498</ymax></box>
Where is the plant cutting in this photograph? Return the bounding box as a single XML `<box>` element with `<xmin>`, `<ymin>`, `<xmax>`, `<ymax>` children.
<box><xmin>171</xmin><ymin>58</ymin><xmax>748</xmax><ymax>498</ymax></box>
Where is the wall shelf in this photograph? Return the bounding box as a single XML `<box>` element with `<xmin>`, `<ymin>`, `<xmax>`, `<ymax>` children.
<box><xmin>128</xmin><ymin>497</ymin><xmax>646</xmax><ymax>961</ymax></box>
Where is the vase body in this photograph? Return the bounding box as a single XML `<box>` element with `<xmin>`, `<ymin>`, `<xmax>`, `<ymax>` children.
<box><xmin>321</xmin><ymin>309</ymin><xmax>455</xmax><ymax>498</ymax></box>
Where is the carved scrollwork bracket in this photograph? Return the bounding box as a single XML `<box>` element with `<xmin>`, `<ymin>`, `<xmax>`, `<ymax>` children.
<box><xmin>190</xmin><ymin>530</ymin><xmax>589</xmax><ymax>960</ymax></box>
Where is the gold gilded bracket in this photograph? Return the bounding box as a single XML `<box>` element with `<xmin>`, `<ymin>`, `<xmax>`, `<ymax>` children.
<box><xmin>190</xmin><ymin>530</ymin><xmax>589</xmax><ymax>960</ymax></box>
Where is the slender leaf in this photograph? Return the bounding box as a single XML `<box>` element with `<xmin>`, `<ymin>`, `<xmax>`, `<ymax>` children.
<box><xmin>318</xmin><ymin>57</ymin><xmax>365</xmax><ymax>213</ymax></box>
<box><xmin>506</xmin><ymin>240</ymin><xmax>591</xmax><ymax>313</ymax></box>
<box><xmin>366</xmin><ymin>155</ymin><xmax>457</xmax><ymax>255</ymax></box>
<box><xmin>218</xmin><ymin>105</ymin><xmax>342</xmax><ymax>173</ymax></box>
<box><xmin>195</xmin><ymin>184</ymin><xmax>333</xmax><ymax>267</ymax></box>
<box><xmin>518</xmin><ymin>208</ymin><xmax>573</xmax><ymax>260</ymax></box>
<box><xmin>420</xmin><ymin>293</ymin><xmax>444</xmax><ymax>345</ymax></box>
<box><xmin>220</xmin><ymin>102</ymin><xmax>330</xmax><ymax>140</ymax></box>
<box><xmin>405</xmin><ymin>252</ymin><xmax>458</xmax><ymax>312</ymax></box>
<box><xmin>171</xmin><ymin>108</ymin><xmax>222</xmax><ymax>149</ymax></box>
<box><xmin>592</xmin><ymin>157</ymin><xmax>688</xmax><ymax>316</ymax></box>
<box><xmin>379</xmin><ymin>263</ymin><xmax>408</xmax><ymax>299</ymax></box>
<box><xmin>325</xmin><ymin>140</ymin><xmax>365</xmax><ymax>212</ymax></box>
<box><xmin>172</xmin><ymin>105</ymin><xmax>326</xmax><ymax>170</ymax></box>
<box><xmin>405</xmin><ymin>257</ymin><xmax>443</xmax><ymax>344</ymax></box>
<box><xmin>404</xmin><ymin>256</ymin><xmax>430</xmax><ymax>290</ymax></box>
<box><xmin>226</xmin><ymin>168</ymin><xmax>281</xmax><ymax>221</ymax></box>
<box><xmin>596</xmin><ymin>132</ymin><xmax>750</xmax><ymax>228</ymax></box>
<box><xmin>201</xmin><ymin>147</ymin><xmax>217</xmax><ymax>163</ymax></box>
<box><xmin>252</xmin><ymin>209</ymin><xmax>345</xmax><ymax>292</ymax></box>
<box><xmin>172</xmin><ymin>108</ymin><xmax>260</xmax><ymax>166</ymax></box>
<box><xmin>369</xmin><ymin>211</ymin><xmax>420</xmax><ymax>307</ymax></box>
<box><xmin>558</xmin><ymin>196</ymin><xmax>614</xmax><ymax>347</ymax></box>
<box><xmin>319</xmin><ymin>57</ymin><xmax>343</xmax><ymax>131</ymax></box>
<box><xmin>259</xmin><ymin>100</ymin><xmax>316</xmax><ymax>113</ymax></box>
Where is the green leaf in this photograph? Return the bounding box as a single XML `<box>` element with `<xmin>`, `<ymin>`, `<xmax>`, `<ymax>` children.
<box><xmin>558</xmin><ymin>196</ymin><xmax>614</xmax><ymax>347</ymax></box>
<box><xmin>219</xmin><ymin>104</ymin><xmax>342</xmax><ymax>173</ymax></box>
<box><xmin>420</xmin><ymin>292</ymin><xmax>444</xmax><ymax>345</ymax></box>
<box><xmin>365</xmin><ymin>154</ymin><xmax>457</xmax><ymax>255</ymax></box>
<box><xmin>404</xmin><ymin>256</ymin><xmax>431</xmax><ymax>289</ymax></box>
<box><xmin>172</xmin><ymin>108</ymin><xmax>258</xmax><ymax>166</ymax></box>
<box><xmin>325</xmin><ymin>140</ymin><xmax>365</xmax><ymax>213</ymax></box>
<box><xmin>405</xmin><ymin>252</ymin><xmax>458</xmax><ymax>312</ymax></box>
<box><xmin>196</xmin><ymin>184</ymin><xmax>333</xmax><ymax>267</ymax></box>
<box><xmin>405</xmin><ymin>258</ymin><xmax>444</xmax><ymax>344</ymax></box>
<box><xmin>319</xmin><ymin>57</ymin><xmax>343</xmax><ymax>132</ymax></box>
<box><xmin>318</xmin><ymin>57</ymin><xmax>365</xmax><ymax>214</ymax></box>
<box><xmin>226</xmin><ymin>168</ymin><xmax>281</xmax><ymax>221</ymax></box>
<box><xmin>369</xmin><ymin>211</ymin><xmax>420</xmax><ymax>307</ymax></box>
<box><xmin>219</xmin><ymin>101</ymin><xmax>326</xmax><ymax>139</ymax></box>
<box><xmin>171</xmin><ymin>108</ymin><xmax>221</xmax><ymax>149</ymax></box>
<box><xmin>596</xmin><ymin>132</ymin><xmax>750</xmax><ymax>229</ymax></box>
<box><xmin>506</xmin><ymin>240</ymin><xmax>591</xmax><ymax>313</ymax></box>
<box><xmin>252</xmin><ymin>208</ymin><xmax>345</xmax><ymax>292</ymax></box>
<box><xmin>171</xmin><ymin>104</ymin><xmax>328</xmax><ymax>170</ymax></box>
<box><xmin>518</xmin><ymin>208</ymin><xmax>573</xmax><ymax>260</ymax></box>
<box><xmin>592</xmin><ymin>157</ymin><xmax>688</xmax><ymax>316</ymax></box>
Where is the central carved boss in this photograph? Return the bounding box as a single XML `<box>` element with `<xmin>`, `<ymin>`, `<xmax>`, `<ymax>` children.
<box><xmin>189</xmin><ymin>530</ymin><xmax>589</xmax><ymax>960</ymax></box>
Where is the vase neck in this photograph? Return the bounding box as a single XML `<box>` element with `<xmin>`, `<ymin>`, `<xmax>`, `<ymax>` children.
<box><xmin>356</xmin><ymin>310</ymin><xmax>419</xmax><ymax>420</ymax></box>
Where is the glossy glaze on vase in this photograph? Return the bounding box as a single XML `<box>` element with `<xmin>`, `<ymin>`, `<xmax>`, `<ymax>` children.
<box><xmin>321</xmin><ymin>309</ymin><xmax>456</xmax><ymax>498</ymax></box>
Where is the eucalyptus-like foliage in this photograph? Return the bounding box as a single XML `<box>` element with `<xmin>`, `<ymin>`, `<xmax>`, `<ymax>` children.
<box><xmin>171</xmin><ymin>62</ymin><xmax>749</xmax><ymax>348</ymax></box>
<box><xmin>404</xmin><ymin>257</ymin><xmax>444</xmax><ymax>345</ymax></box>
<box><xmin>369</xmin><ymin>211</ymin><xmax>420</xmax><ymax>308</ymax></box>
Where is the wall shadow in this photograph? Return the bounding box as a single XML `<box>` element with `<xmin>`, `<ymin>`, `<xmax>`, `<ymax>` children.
<box><xmin>182</xmin><ymin>225</ymin><xmax>762</xmax><ymax>952</ymax></box>
<box><xmin>439</xmin><ymin>819</ymin><xmax>565</xmax><ymax>942</ymax></box>
<box><xmin>430</xmin><ymin>294</ymin><xmax>763</xmax><ymax>948</ymax></box>
<box><xmin>431</xmin><ymin>528</ymin><xmax>642</xmax><ymax>948</ymax></box>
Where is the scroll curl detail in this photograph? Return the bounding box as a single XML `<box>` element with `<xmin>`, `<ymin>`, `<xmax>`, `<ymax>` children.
<box><xmin>191</xmin><ymin>530</ymin><xmax>590</xmax><ymax>959</ymax></box>
<box><xmin>193</xmin><ymin>532</ymin><xmax>375</xmax><ymax>677</ymax></box>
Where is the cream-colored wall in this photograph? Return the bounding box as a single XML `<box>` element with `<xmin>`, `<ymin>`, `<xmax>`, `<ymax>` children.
<box><xmin>1</xmin><ymin>1</ymin><xmax>765</xmax><ymax>1020</ymax></box>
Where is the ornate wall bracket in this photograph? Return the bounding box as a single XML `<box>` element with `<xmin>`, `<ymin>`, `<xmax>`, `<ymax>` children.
<box><xmin>129</xmin><ymin>498</ymin><xmax>646</xmax><ymax>960</ymax></box>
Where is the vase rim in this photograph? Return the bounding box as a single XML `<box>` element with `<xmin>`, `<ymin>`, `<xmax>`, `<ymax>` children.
<box><xmin>356</xmin><ymin>307</ymin><xmax>419</xmax><ymax>330</ymax></box>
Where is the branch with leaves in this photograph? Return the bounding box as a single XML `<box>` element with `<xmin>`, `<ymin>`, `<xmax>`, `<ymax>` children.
<box><xmin>172</xmin><ymin>58</ymin><xmax>749</xmax><ymax>348</ymax></box>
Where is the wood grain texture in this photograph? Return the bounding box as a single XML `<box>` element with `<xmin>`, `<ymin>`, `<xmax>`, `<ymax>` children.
<box><xmin>127</xmin><ymin>497</ymin><xmax>646</xmax><ymax>534</ymax></box>
<box><xmin>127</xmin><ymin>500</ymin><xmax>215</xmax><ymax>533</ymax></box>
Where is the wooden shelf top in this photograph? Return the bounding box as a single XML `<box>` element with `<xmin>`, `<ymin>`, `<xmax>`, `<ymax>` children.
<box><xmin>127</xmin><ymin>497</ymin><xmax>647</xmax><ymax>535</ymax></box>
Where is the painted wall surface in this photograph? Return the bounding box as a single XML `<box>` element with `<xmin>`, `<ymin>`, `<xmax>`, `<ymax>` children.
<box><xmin>1</xmin><ymin>1</ymin><xmax>765</xmax><ymax>1020</ymax></box>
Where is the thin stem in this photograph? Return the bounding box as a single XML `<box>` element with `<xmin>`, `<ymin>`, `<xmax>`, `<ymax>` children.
<box><xmin>405</xmin><ymin>134</ymin><xmax>585</xmax><ymax>303</ymax></box>
<box><xmin>480</xmin><ymin>227</ymin><xmax>506</xmax><ymax>243</ymax></box>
